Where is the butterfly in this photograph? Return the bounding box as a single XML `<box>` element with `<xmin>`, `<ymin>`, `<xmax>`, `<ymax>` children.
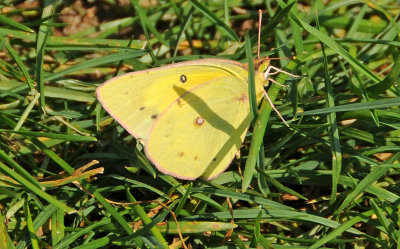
<box><xmin>96</xmin><ymin>58</ymin><xmax>293</xmax><ymax>180</ymax></box>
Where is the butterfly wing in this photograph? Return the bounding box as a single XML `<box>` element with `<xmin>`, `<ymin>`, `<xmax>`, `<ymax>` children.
<box><xmin>96</xmin><ymin>59</ymin><xmax>260</xmax><ymax>142</ymax></box>
<box><xmin>145</xmin><ymin>74</ymin><xmax>263</xmax><ymax>180</ymax></box>
<box><xmin>97</xmin><ymin>59</ymin><xmax>265</xmax><ymax>180</ymax></box>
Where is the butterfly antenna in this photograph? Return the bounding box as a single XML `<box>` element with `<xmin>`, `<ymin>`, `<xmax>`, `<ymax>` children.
<box><xmin>258</xmin><ymin>9</ymin><xmax>262</xmax><ymax>59</ymax></box>
<box><xmin>256</xmin><ymin>10</ymin><xmax>296</xmax><ymax>128</ymax></box>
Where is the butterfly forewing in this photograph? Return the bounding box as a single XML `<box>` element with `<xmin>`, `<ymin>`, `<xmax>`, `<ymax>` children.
<box><xmin>96</xmin><ymin>59</ymin><xmax>252</xmax><ymax>142</ymax></box>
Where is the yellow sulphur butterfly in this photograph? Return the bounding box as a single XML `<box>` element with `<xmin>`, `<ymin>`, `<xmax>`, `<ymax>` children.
<box><xmin>97</xmin><ymin>58</ymin><xmax>271</xmax><ymax>180</ymax></box>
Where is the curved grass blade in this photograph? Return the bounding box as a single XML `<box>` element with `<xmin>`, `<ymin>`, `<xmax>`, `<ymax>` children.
<box><xmin>318</xmin><ymin>19</ymin><xmax>342</xmax><ymax>206</ymax></box>
<box><xmin>45</xmin><ymin>50</ymin><xmax>147</xmax><ymax>81</ymax></box>
<box><xmin>334</xmin><ymin>164</ymin><xmax>400</xmax><ymax>216</ymax></box>
<box><xmin>127</xmin><ymin>191</ymin><xmax>169</xmax><ymax>249</ymax></box>
<box><xmin>309</xmin><ymin>210</ymin><xmax>384</xmax><ymax>249</ymax></box>
<box><xmin>0</xmin><ymin>162</ymin><xmax>75</xmax><ymax>214</ymax></box>
<box><xmin>189</xmin><ymin>0</ymin><xmax>239</xmax><ymax>42</ymax></box>
<box><xmin>4</xmin><ymin>40</ymin><xmax>35</xmax><ymax>91</ymax></box>
<box><xmin>277</xmin><ymin>0</ymin><xmax>380</xmax><ymax>83</ymax></box>
<box><xmin>242</xmin><ymin>55</ymin><xmax>301</xmax><ymax>192</ymax></box>
<box><xmin>35</xmin><ymin>0</ymin><xmax>57</xmax><ymax>111</ymax></box>
<box><xmin>0</xmin><ymin>14</ymin><xmax>34</xmax><ymax>32</ymax></box>
<box><xmin>303</xmin><ymin>97</ymin><xmax>400</xmax><ymax>115</ymax></box>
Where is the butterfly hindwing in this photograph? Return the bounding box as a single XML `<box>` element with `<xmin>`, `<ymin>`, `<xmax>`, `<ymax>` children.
<box><xmin>145</xmin><ymin>75</ymin><xmax>253</xmax><ymax>180</ymax></box>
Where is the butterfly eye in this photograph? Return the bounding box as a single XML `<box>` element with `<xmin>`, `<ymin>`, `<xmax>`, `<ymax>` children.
<box><xmin>180</xmin><ymin>75</ymin><xmax>187</xmax><ymax>83</ymax></box>
<box><xmin>259</xmin><ymin>61</ymin><xmax>271</xmax><ymax>73</ymax></box>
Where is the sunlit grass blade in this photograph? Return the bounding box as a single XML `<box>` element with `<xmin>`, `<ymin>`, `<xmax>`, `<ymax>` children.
<box><xmin>0</xmin><ymin>161</ymin><xmax>75</xmax><ymax>213</ymax></box>
<box><xmin>0</xmin><ymin>211</ymin><xmax>15</xmax><ymax>249</ymax></box>
<box><xmin>45</xmin><ymin>50</ymin><xmax>147</xmax><ymax>81</ymax></box>
<box><xmin>242</xmin><ymin>55</ymin><xmax>301</xmax><ymax>192</ymax></box>
<box><xmin>277</xmin><ymin>0</ymin><xmax>380</xmax><ymax>83</ymax></box>
<box><xmin>303</xmin><ymin>97</ymin><xmax>400</xmax><ymax>115</ymax></box>
<box><xmin>0</xmin><ymin>14</ymin><xmax>34</xmax><ymax>32</ymax></box>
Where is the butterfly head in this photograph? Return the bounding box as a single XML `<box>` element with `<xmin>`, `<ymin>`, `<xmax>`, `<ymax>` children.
<box><xmin>258</xmin><ymin>57</ymin><xmax>271</xmax><ymax>79</ymax></box>
<box><xmin>256</xmin><ymin>56</ymin><xmax>296</xmax><ymax>82</ymax></box>
<box><xmin>254</xmin><ymin>57</ymin><xmax>270</xmax><ymax>72</ymax></box>
<box><xmin>253</xmin><ymin>57</ymin><xmax>272</xmax><ymax>86</ymax></box>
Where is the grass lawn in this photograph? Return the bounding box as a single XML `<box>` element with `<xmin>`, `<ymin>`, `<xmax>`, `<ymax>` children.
<box><xmin>1</xmin><ymin>0</ymin><xmax>400</xmax><ymax>248</ymax></box>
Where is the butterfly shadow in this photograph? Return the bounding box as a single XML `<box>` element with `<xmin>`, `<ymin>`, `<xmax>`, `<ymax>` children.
<box><xmin>173</xmin><ymin>84</ymin><xmax>251</xmax><ymax>179</ymax></box>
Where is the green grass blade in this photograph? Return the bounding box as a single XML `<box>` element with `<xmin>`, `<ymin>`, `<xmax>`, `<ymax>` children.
<box><xmin>370</xmin><ymin>199</ymin><xmax>399</xmax><ymax>243</ymax></box>
<box><xmin>4</xmin><ymin>40</ymin><xmax>35</xmax><ymax>90</ymax></box>
<box><xmin>277</xmin><ymin>0</ymin><xmax>380</xmax><ymax>83</ymax></box>
<box><xmin>309</xmin><ymin>210</ymin><xmax>373</xmax><ymax>249</ymax></box>
<box><xmin>23</xmin><ymin>200</ymin><xmax>39</xmax><ymax>249</ymax></box>
<box><xmin>45</xmin><ymin>50</ymin><xmax>146</xmax><ymax>81</ymax></box>
<box><xmin>367</xmin><ymin>44</ymin><xmax>400</xmax><ymax>94</ymax></box>
<box><xmin>35</xmin><ymin>0</ymin><xmax>57</xmax><ymax>111</ymax></box>
<box><xmin>0</xmin><ymin>211</ymin><xmax>15</xmax><ymax>249</ymax></box>
<box><xmin>0</xmin><ymin>14</ymin><xmax>34</xmax><ymax>32</ymax></box>
<box><xmin>242</xmin><ymin>55</ymin><xmax>301</xmax><ymax>192</ymax></box>
<box><xmin>0</xmin><ymin>129</ymin><xmax>96</xmax><ymax>141</ymax></box>
<box><xmin>130</xmin><ymin>0</ymin><xmax>158</xmax><ymax>64</ymax></box>
<box><xmin>189</xmin><ymin>0</ymin><xmax>239</xmax><ymax>41</ymax></box>
<box><xmin>335</xmin><ymin>164</ymin><xmax>400</xmax><ymax>215</ymax></box>
<box><xmin>50</xmin><ymin>208</ymin><xmax>65</xmax><ymax>247</ymax></box>
<box><xmin>242</xmin><ymin>31</ymin><xmax>259</xmax><ymax>191</ymax></box>
<box><xmin>0</xmin><ymin>149</ymin><xmax>42</xmax><ymax>189</ymax></box>
<box><xmin>53</xmin><ymin>219</ymin><xmax>111</xmax><ymax>249</ymax></box>
<box><xmin>318</xmin><ymin>20</ymin><xmax>342</xmax><ymax>206</ymax></box>
<box><xmin>0</xmin><ymin>161</ymin><xmax>75</xmax><ymax>213</ymax></box>
<box><xmin>303</xmin><ymin>97</ymin><xmax>400</xmax><ymax>115</ymax></box>
<box><xmin>126</xmin><ymin>190</ymin><xmax>169</xmax><ymax>249</ymax></box>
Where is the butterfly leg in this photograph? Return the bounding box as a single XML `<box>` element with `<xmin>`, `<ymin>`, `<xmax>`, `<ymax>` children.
<box><xmin>267</xmin><ymin>77</ymin><xmax>286</xmax><ymax>88</ymax></box>
<box><xmin>262</xmin><ymin>89</ymin><xmax>289</xmax><ymax>127</ymax></box>
<box><xmin>261</xmin><ymin>65</ymin><xmax>298</xmax><ymax>127</ymax></box>
<box><xmin>264</xmin><ymin>65</ymin><xmax>299</xmax><ymax>78</ymax></box>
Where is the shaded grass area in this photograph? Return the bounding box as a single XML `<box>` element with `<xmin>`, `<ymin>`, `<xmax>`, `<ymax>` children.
<box><xmin>1</xmin><ymin>0</ymin><xmax>400</xmax><ymax>248</ymax></box>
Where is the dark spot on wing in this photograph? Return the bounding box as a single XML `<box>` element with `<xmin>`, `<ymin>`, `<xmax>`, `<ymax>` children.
<box><xmin>178</xmin><ymin>152</ymin><xmax>184</xmax><ymax>157</ymax></box>
<box><xmin>151</xmin><ymin>114</ymin><xmax>158</xmax><ymax>119</ymax></box>
<box><xmin>140</xmin><ymin>106</ymin><xmax>145</xmax><ymax>111</ymax></box>
<box><xmin>124</xmin><ymin>91</ymin><xmax>128</xmax><ymax>95</ymax></box>
<box><xmin>165</xmin><ymin>134</ymin><xmax>169</xmax><ymax>137</ymax></box>
<box><xmin>194</xmin><ymin>155</ymin><xmax>198</xmax><ymax>160</ymax></box>
<box><xmin>180</xmin><ymin>74</ymin><xmax>187</xmax><ymax>83</ymax></box>
<box><xmin>212</xmin><ymin>157</ymin><xmax>217</xmax><ymax>161</ymax></box>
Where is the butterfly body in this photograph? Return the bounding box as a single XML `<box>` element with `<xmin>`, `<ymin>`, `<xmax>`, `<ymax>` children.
<box><xmin>97</xmin><ymin>59</ymin><xmax>266</xmax><ymax>180</ymax></box>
